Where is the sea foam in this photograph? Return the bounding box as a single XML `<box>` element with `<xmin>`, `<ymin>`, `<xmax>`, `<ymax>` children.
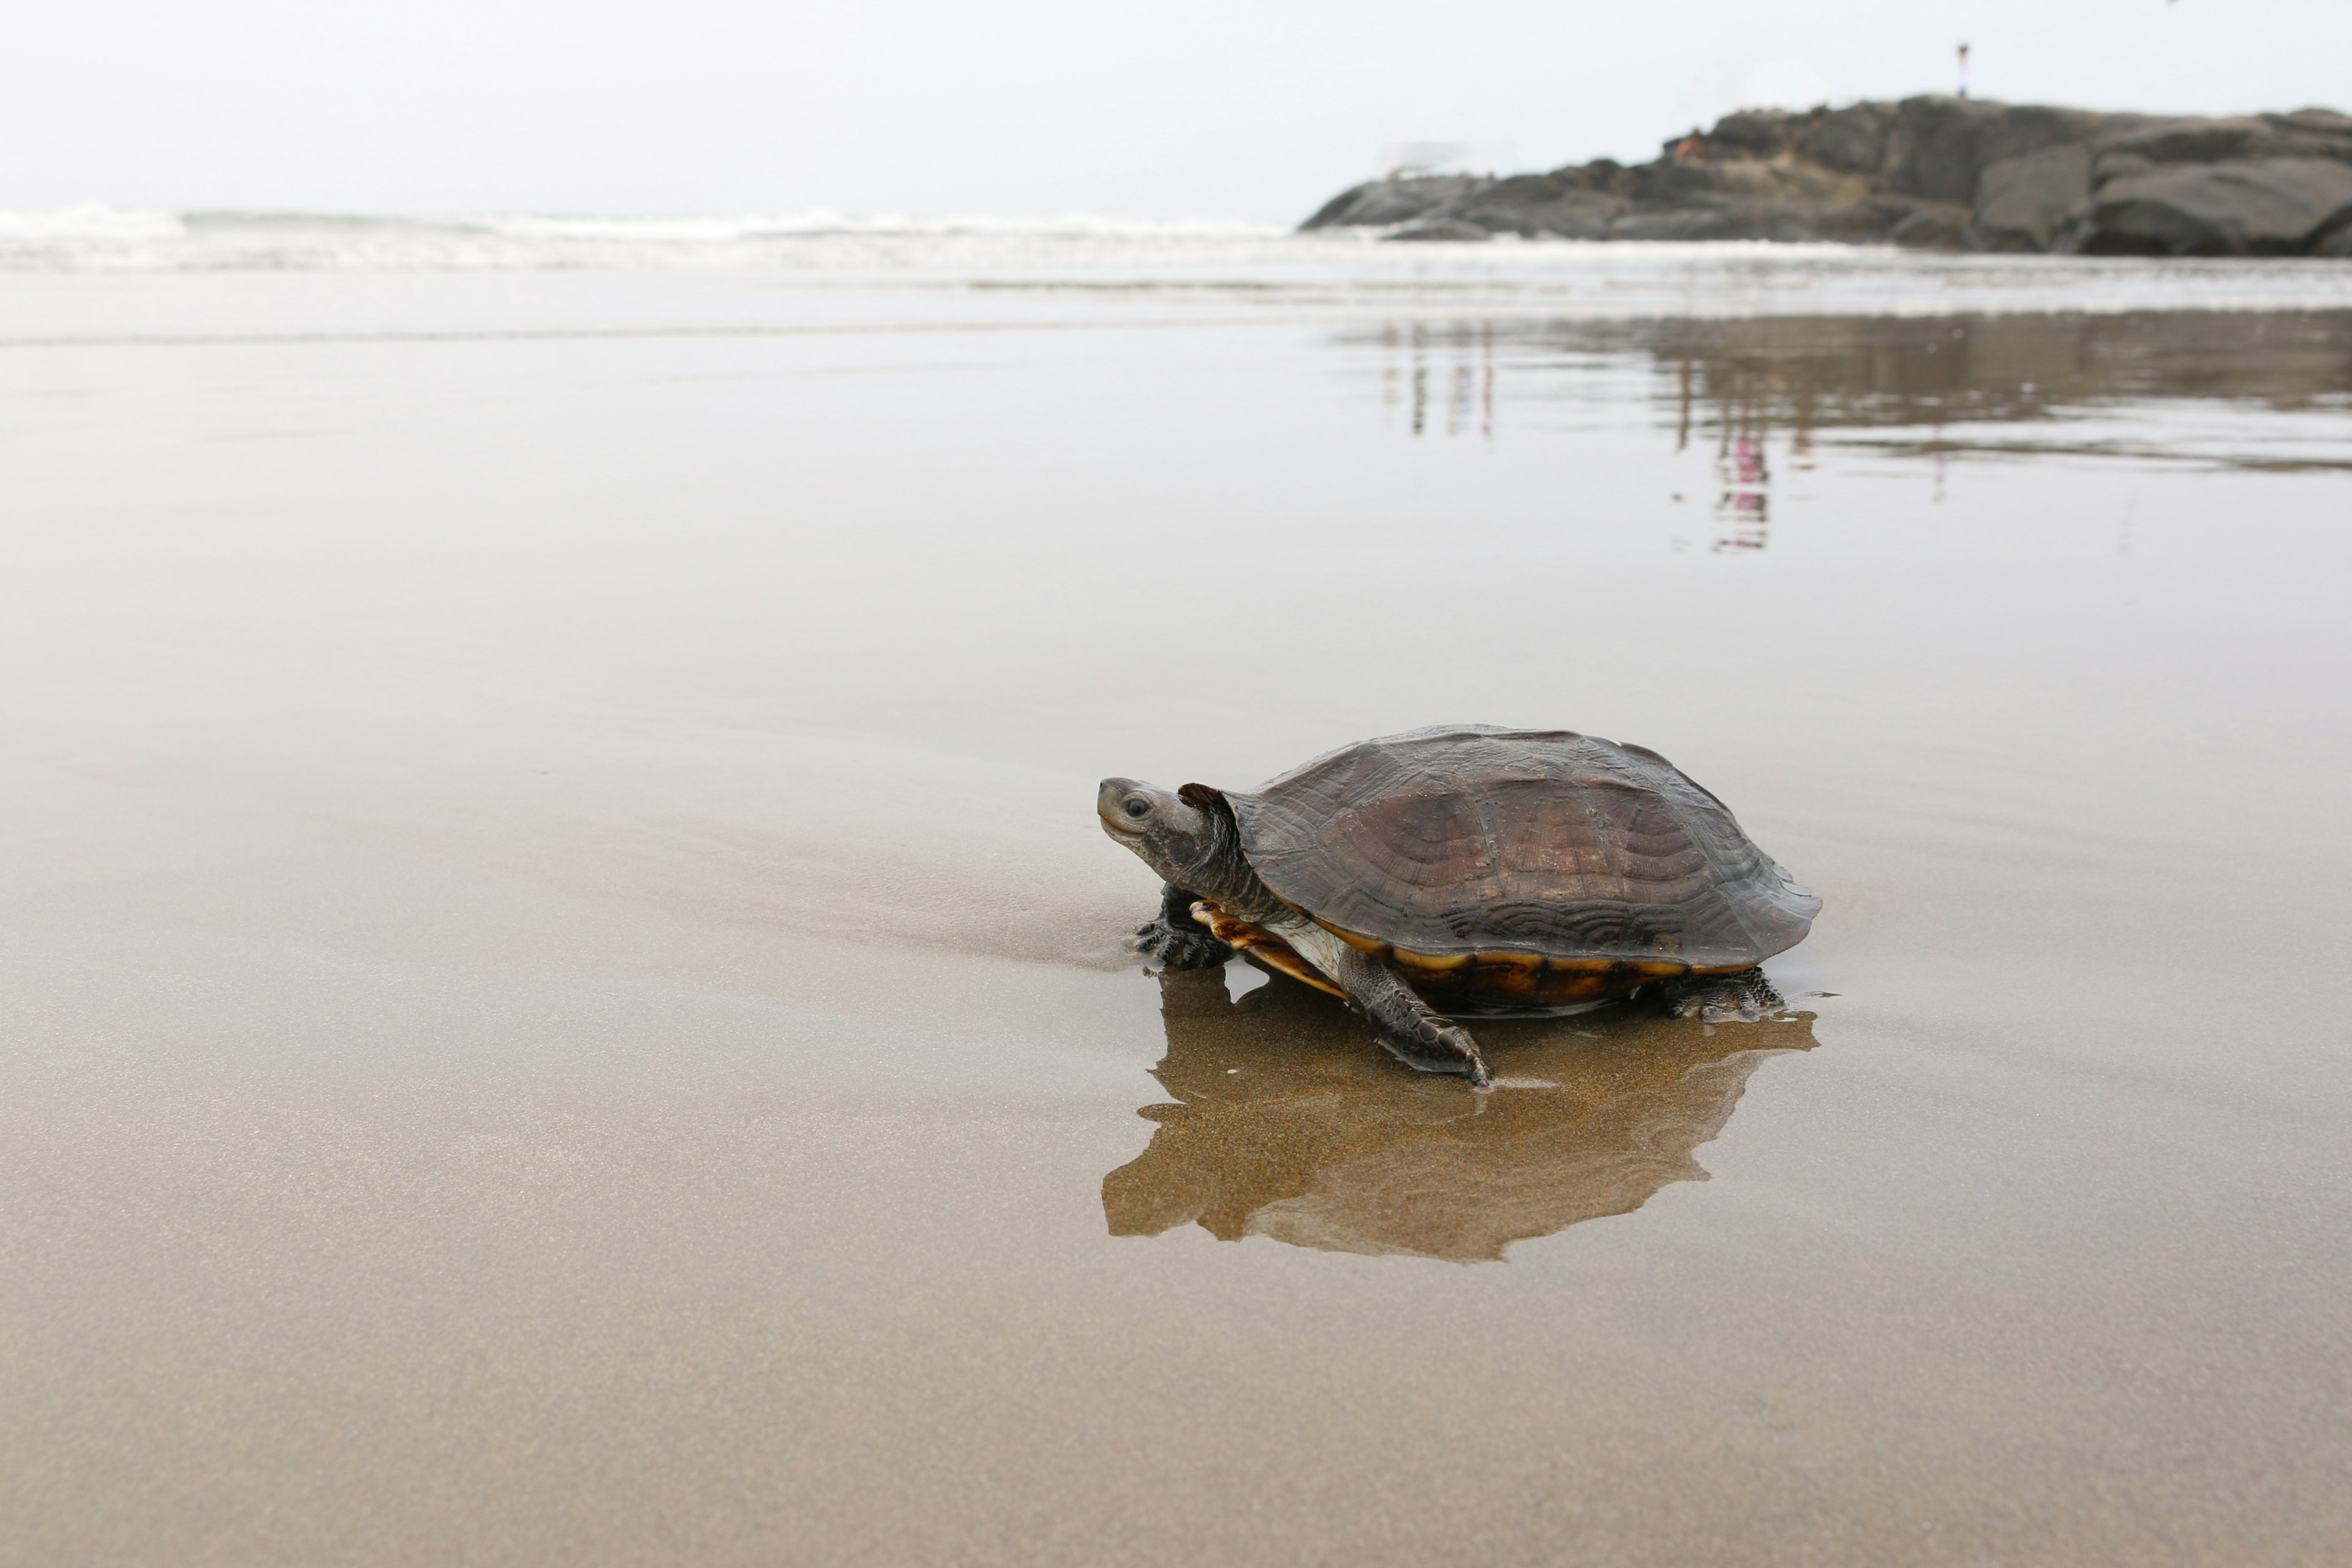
<box><xmin>0</xmin><ymin>207</ymin><xmax>1295</xmax><ymax>273</ymax></box>
<box><xmin>6</xmin><ymin>206</ymin><xmax>2352</xmax><ymax>323</ymax></box>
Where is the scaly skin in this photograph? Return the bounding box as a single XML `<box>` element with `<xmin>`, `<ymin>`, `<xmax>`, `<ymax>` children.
<box><xmin>1134</xmin><ymin>881</ymin><xmax>1233</xmax><ymax>971</ymax></box>
<box><xmin>1284</xmin><ymin>924</ymin><xmax>1491</xmax><ymax>1085</ymax></box>
<box><xmin>1100</xmin><ymin>777</ymin><xmax>1491</xmax><ymax>1085</ymax></box>
<box><xmin>1662</xmin><ymin>968</ymin><xmax>1785</xmax><ymax>1023</ymax></box>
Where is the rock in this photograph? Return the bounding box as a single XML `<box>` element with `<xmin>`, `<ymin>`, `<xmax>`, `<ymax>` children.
<box><xmin>1442</xmin><ymin>172</ymin><xmax>1627</xmax><ymax>238</ymax></box>
<box><xmin>2092</xmin><ymin>149</ymin><xmax>2160</xmax><ymax>188</ymax></box>
<box><xmin>1297</xmin><ymin>96</ymin><xmax>2352</xmax><ymax>256</ymax></box>
<box><xmin>1608</xmin><ymin>208</ymin><xmax>1755</xmax><ymax>243</ymax></box>
<box><xmin>1890</xmin><ymin>202</ymin><xmax>1972</xmax><ymax>251</ymax></box>
<box><xmin>1606</xmin><ymin>200</ymin><xmax>1885</xmax><ymax>244</ymax></box>
<box><xmin>1381</xmin><ymin>218</ymin><xmax>1493</xmax><ymax>243</ymax></box>
<box><xmin>1781</xmin><ymin>200</ymin><xmax>1903</xmax><ymax>243</ymax></box>
<box><xmin>1626</xmin><ymin>156</ymin><xmax>1866</xmax><ymax>206</ymax></box>
<box><xmin>1973</xmin><ymin>143</ymin><xmax>2093</xmax><ymax>251</ymax></box>
<box><xmin>1883</xmin><ymin>96</ymin><xmax>2004</xmax><ymax>203</ymax></box>
<box><xmin>1797</xmin><ymin>105</ymin><xmax>1893</xmax><ymax>174</ymax></box>
<box><xmin>1705</xmin><ymin>111</ymin><xmax>1805</xmax><ymax>160</ymax></box>
<box><xmin>2068</xmin><ymin>157</ymin><xmax>2352</xmax><ymax>255</ymax></box>
<box><xmin>1301</xmin><ymin>176</ymin><xmax>1490</xmax><ymax>230</ymax></box>
<box><xmin>2275</xmin><ymin>107</ymin><xmax>2352</xmax><ymax>136</ymax></box>
<box><xmin>1975</xmin><ymin>105</ymin><xmax>2127</xmax><ymax>169</ymax></box>
<box><xmin>2095</xmin><ymin>116</ymin><xmax>2352</xmax><ymax>168</ymax></box>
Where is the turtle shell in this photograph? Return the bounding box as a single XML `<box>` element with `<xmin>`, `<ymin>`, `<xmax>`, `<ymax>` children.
<box><xmin>1212</xmin><ymin>724</ymin><xmax>1819</xmax><ymax>1008</ymax></box>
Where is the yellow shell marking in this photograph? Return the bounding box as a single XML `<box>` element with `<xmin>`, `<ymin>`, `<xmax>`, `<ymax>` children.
<box><xmin>1194</xmin><ymin>904</ymin><xmax>1701</xmax><ymax>1008</ymax></box>
<box><xmin>1191</xmin><ymin>902</ymin><xmax>1345</xmax><ymax>998</ymax></box>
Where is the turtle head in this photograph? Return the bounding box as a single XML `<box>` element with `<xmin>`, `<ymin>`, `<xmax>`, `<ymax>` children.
<box><xmin>1098</xmin><ymin>778</ymin><xmax>1234</xmax><ymax>887</ymax></box>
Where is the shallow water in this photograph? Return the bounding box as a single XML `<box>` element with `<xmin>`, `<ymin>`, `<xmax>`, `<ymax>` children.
<box><xmin>2</xmin><ymin>259</ymin><xmax>2349</xmax><ymax>1565</ymax></box>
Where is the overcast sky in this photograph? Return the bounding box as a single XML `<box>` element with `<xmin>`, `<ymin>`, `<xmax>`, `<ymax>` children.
<box><xmin>6</xmin><ymin>0</ymin><xmax>2346</xmax><ymax>221</ymax></box>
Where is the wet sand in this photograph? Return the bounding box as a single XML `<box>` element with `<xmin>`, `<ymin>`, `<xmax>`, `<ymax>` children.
<box><xmin>3</xmin><ymin>267</ymin><xmax>2349</xmax><ymax>1564</ymax></box>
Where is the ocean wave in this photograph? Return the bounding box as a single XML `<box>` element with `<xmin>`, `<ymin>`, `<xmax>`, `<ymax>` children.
<box><xmin>6</xmin><ymin>207</ymin><xmax>2352</xmax><ymax>323</ymax></box>
<box><xmin>0</xmin><ymin>206</ymin><xmax>1298</xmax><ymax>272</ymax></box>
<box><xmin>0</xmin><ymin>205</ymin><xmax>189</xmax><ymax>241</ymax></box>
<box><xmin>488</xmin><ymin>209</ymin><xmax>1289</xmax><ymax>241</ymax></box>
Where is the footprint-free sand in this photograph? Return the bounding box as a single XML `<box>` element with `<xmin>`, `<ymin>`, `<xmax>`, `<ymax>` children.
<box><xmin>4</xmin><ymin>251</ymin><xmax>2348</xmax><ymax>1565</ymax></box>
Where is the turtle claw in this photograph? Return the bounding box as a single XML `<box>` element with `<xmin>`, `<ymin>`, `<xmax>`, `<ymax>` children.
<box><xmin>1377</xmin><ymin>1013</ymin><xmax>1493</xmax><ymax>1088</ymax></box>
<box><xmin>1134</xmin><ymin>917</ymin><xmax>1234</xmax><ymax>972</ymax></box>
<box><xmin>1663</xmin><ymin>969</ymin><xmax>1785</xmax><ymax>1024</ymax></box>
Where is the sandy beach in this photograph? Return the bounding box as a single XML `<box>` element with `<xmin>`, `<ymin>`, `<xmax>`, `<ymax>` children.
<box><xmin>3</xmin><ymin>240</ymin><xmax>2348</xmax><ymax>1564</ymax></box>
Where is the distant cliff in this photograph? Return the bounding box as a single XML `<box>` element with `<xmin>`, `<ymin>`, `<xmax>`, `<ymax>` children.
<box><xmin>1303</xmin><ymin>98</ymin><xmax>2352</xmax><ymax>257</ymax></box>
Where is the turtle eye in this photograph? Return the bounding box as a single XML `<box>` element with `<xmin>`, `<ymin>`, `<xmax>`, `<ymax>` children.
<box><xmin>1123</xmin><ymin>799</ymin><xmax>1151</xmax><ymax>819</ymax></box>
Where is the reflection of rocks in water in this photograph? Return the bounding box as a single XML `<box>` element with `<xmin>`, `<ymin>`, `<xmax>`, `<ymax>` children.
<box><xmin>1103</xmin><ymin>969</ymin><xmax>1817</xmax><ymax>1263</ymax></box>
<box><xmin>1363</xmin><ymin>311</ymin><xmax>2352</xmax><ymax>472</ymax></box>
<box><xmin>1384</xmin><ymin>321</ymin><xmax>1497</xmax><ymax>442</ymax></box>
<box><xmin>1640</xmin><ymin>311</ymin><xmax>2352</xmax><ymax>439</ymax></box>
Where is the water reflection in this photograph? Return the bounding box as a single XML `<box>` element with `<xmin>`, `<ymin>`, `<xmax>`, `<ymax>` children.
<box><xmin>1717</xmin><ymin>404</ymin><xmax>1770</xmax><ymax>552</ymax></box>
<box><xmin>1373</xmin><ymin>311</ymin><xmax>2352</xmax><ymax>546</ymax></box>
<box><xmin>1104</xmin><ymin>968</ymin><xmax>1817</xmax><ymax>1263</ymax></box>
<box><xmin>1382</xmin><ymin>321</ymin><xmax>1496</xmax><ymax>440</ymax></box>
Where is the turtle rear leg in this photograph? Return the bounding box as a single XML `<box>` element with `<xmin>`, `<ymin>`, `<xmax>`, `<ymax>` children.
<box><xmin>1134</xmin><ymin>883</ymin><xmax>1234</xmax><ymax>971</ymax></box>
<box><xmin>1286</xmin><ymin>924</ymin><xmax>1492</xmax><ymax>1087</ymax></box>
<box><xmin>1662</xmin><ymin>968</ymin><xmax>1785</xmax><ymax>1023</ymax></box>
<box><xmin>1368</xmin><ymin>1001</ymin><xmax>1493</xmax><ymax>1087</ymax></box>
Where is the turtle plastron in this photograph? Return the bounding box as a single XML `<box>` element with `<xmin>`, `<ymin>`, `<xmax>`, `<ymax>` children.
<box><xmin>1191</xmin><ymin>900</ymin><xmax>1344</xmax><ymax>998</ymax></box>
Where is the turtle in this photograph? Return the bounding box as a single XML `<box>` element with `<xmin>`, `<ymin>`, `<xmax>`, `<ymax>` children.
<box><xmin>1096</xmin><ymin>723</ymin><xmax>1820</xmax><ymax>1088</ymax></box>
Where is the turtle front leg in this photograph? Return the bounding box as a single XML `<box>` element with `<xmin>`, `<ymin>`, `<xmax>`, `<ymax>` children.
<box><xmin>1286</xmin><ymin>926</ymin><xmax>1492</xmax><ymax>1087</ymax></box>
<box><xmin>1134</xmin><ymin>883</ymin><xmax>1234</xmax><ymax>971</ymax></box>
<box><xmin>1662</xmin><ymin>968</ymin><xmax>1785</xmax><ymax>1023</ymax></box>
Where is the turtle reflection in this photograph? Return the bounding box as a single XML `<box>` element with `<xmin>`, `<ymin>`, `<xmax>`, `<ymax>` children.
<box><xmin>1104</xmin><ymin>968</ymin><xmax>1817</xmax><ymax>1262</ymax></box>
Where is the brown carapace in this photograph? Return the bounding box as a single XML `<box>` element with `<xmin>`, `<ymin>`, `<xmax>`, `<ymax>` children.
<box><xmin>1191</xmin><ymin>725</ymin><xmax>1819</xmax><ymax>1011</ymax></box>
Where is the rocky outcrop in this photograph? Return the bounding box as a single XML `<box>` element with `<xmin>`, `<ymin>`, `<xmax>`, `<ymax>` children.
<box><xmin>2079</xmin><ymin>159</ymin><xmax>2352</xmax><ymax>254</ymax></box>
<box><xmin>1302</xmin><ymin>97</ymin><xmax>2352</xmax><ymax>256</ymax></box>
